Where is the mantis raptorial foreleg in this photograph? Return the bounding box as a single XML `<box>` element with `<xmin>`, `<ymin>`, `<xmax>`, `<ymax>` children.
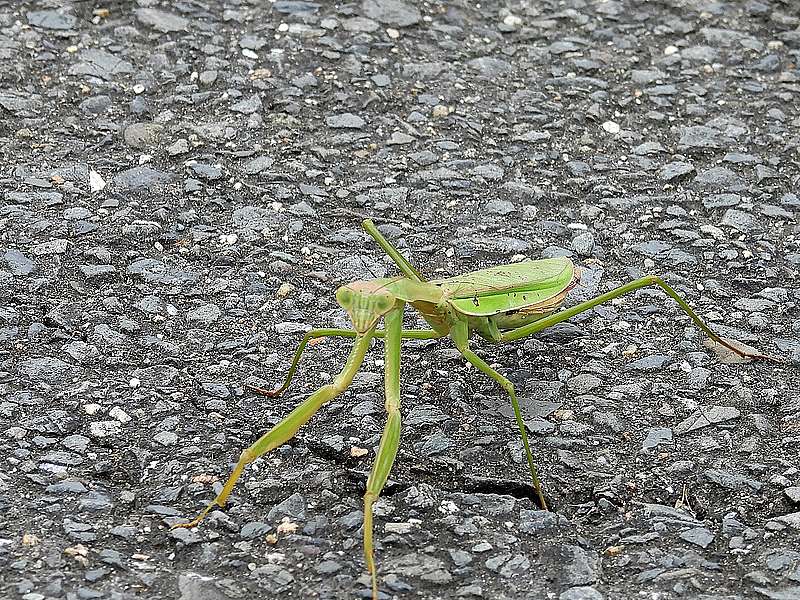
<box><xmin>172</xmin><ymin>329</ymin><xmax>376</xmax><ymax>530</ymax></box>
<box><xmin>363</xmin><ymin>305</ymin><xmax>404</xmax><ymax>599</ymax></box>
<box><xmin>248</xmin><ymin>328</ymin><xmax>358</xmax><ymax>397</ymax></box>
<box><xmin>502</xmin><ymin>275</ymin><xmax>776</xmax><ymax>360</ymax></box>
<box><xmin>251</xmin><ymin>327</ymin><xmax>444</xmax><ymax>397</ymax></box>
<box><xmin>450</xmin><ymin>320</ymin><xmax>548</xmax><ymax>511</ymax></box>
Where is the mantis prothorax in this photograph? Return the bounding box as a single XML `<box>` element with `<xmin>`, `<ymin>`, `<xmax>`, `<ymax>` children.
<box><xmin>173</xmin><ymin>219</ymin><xmax>775</xmax><ymax>599</ymax></box>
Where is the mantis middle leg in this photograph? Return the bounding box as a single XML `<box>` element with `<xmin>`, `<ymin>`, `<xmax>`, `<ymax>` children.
<box><xmin>450</xmin><ymin>319</ymin><xmax>548</xmax><ymax>511</ymax></box>
<box><xmin>251</xmin><ymin>327</ymin><xmax>443</xmax><ymax>397</ymax></box>
<box><xmin>172</xmin><ymin>329</ymin><xmax>376</xmax><ymax>530</ymax></box>
<box><xmin>364</xmin><ymin>304</ymin><xmax>404</xmax><ymax>600</ymax></box>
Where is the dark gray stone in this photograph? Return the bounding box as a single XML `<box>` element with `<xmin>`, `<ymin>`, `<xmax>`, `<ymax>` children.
<box><xmin>560</xmin><ymin>587</ymin><xmax>605</xmax><ymax>600</ymax></box>
<box><xmin>326</xmin><ymin>113</ymin><xmax>366</xmax><ymax>129</ymax></box>
<box><xmin>642</xmin><ymin>428</ymin><xmax>673</xmax><ymax>450</ymax></box>
<box><xmin>362</xmin><ymin>0</ymin><xmax>421</xmax><ymax>27</ymax></box>
<box><xmin>268</xmin><ymin>493</ymin><xmax>307</xmax><ymax>521</ymax></box>
<box><xmin>69</xmin><ymin>49</ymin><xmax>134</xmax><ymax>80</ymax></box>
<box><xmin>680</xmin><ymin>527</ymin><xmax>715</xmax><ymax>548</ymax></box>
<box><xmin>136</xmin><ymin>8</ymin><xmax>189</xmax><ymax>32</ymax></box>
<box><xmin>702</xmin><ymin>469</ymin><xmax>763</xmax><ymax>492</ymax></box>
<box><xmin>3</xmin><ymin>249</ymin><xmax>34</xmax><ymax>275</ymax></box>
<box><xmin>113</xmin><ymin>166</ymin><xmax>175</xmax><ymax>190</ymax></box>
<box><xmin>27</xmin><ymin>10</ymin><xmax>77</xmax><ymax>30</ymax></box>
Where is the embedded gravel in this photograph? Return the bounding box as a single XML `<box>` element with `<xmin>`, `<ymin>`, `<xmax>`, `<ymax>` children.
<box><xmin>2</xmin><ymin>1</ymin><xmax>800</xmax><ymax>600</ymax></box>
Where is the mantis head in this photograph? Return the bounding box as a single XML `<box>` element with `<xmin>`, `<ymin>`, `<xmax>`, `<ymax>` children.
<box><xmin>336</xmin><ymin>281</ymin><xmax>398</xmax><ymax>334</ymax></box>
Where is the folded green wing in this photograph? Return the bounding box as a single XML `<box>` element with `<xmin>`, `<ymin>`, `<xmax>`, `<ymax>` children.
<box><xmin>433</xmin><ymin>257</ymin><xmax>576</xmax><ymax>316</ymax></box>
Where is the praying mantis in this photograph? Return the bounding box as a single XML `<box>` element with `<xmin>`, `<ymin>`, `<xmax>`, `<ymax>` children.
<box><xmin>173</xmin><ymin>219</ymin><xmax>773</xmax><ymax>599</ymax></box>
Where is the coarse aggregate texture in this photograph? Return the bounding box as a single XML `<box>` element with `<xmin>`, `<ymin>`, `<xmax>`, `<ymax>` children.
<box><xmin>1</xmin><ymin>1</ymin><xmax>800</xmax><ymax>599</ymax></box>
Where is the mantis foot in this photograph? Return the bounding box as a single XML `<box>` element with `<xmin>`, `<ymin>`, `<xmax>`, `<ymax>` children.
<box><xmin>246</xmin><ymin>384</ymin><xmax>283</xmax><ymax>398</ymax></box>
<box><xmin>170</xmin><ymin>500</ymin><xmax>222</xmax><ymax>530</ymax></box>
<box><xmin>705</xmin><ymin>336</ymin><xmax>784</xmax><ymax>364</ymax></box>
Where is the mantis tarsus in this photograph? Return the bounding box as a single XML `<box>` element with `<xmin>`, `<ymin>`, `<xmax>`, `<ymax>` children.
<box><xmin>174</xmin><ymin>219</ymin><xmax>774</xmax><ymax>599</ymax></box>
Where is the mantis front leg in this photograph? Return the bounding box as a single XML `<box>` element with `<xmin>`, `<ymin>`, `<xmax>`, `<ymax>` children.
<box><xmin>364</xmin><ymin>304</ymin><xmax>404</xmax><ymax>600</ymax></box>
<box><xmin>251</xmin><ymin>327</ymin><xmax>443</xmax><ymax>398</ymax></box>
<box><xmin>248</xmin><ymin>328</ymin><xmax>359</xmax><ymax>397</ymax></box>
<box><xmin>172</xmin><ymin>329</ymin><xmax>376</xmax><ymax>530</ymax></box>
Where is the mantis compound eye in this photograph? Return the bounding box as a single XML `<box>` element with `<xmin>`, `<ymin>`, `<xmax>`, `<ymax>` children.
<box><xmin>374</xmin><ymin>295</ymin><xmax>394</xmax><ymax>313</ymax></box>
<box><xmin>335</xmin><ymin>287</ymin><xmax>353</xmax><ymax>308</ymax></box>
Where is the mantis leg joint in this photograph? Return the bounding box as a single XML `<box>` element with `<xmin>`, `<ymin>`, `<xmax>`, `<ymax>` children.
<box><xmin>328</xmin><ymin>380</ymin><xmax>350</xmax><ymax>396</ymax></box>
<box><xmin>240</xmin><ymin>448</ymin><xmax>256</xmax><ymax>465</ymax></box>
<box><xmin>498</xmin><ymin>379</ymin><xmax>516</xmax><ymax>396</ymax></box>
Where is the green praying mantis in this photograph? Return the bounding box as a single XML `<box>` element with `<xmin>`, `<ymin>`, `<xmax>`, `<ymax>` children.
<box><xmin>173</xmin><ymin>219</ymin><xmax>774</xmax><ymax>599</ymax></box>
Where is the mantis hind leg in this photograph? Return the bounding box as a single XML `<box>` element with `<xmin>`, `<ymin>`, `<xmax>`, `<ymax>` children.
<box><xmin>252</xmin><ymin>328</ymin><xmax>444</xmax><ymax>398</ymax></box>
<box><xmin>502</xmin><ymin>275</ymin><xmax>776</xmax><ymax>361</ymax></box>
<box><xmin>450</xmin><ymin>320</ymin><xmax>548</xmax><ymax>511</ymax></box>
<box><xmin>172</xmin><ymin>330</ymin><xmax>375</xmax><ymax>530</ymax></box>
<box><xmin>364</xmin><ymin>305</ymin><xmax>404</xmax><ymax>599</ymax></box>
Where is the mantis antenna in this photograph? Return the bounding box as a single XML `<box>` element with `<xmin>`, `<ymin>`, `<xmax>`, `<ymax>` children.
<box><xmin>362</xmin><ymin>219</ymin><xmax>426</xmax><ymax>283</ymax></box>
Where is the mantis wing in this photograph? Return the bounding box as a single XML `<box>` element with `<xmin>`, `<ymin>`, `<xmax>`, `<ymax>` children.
<box><xmin>433</xmin><ymin>258</ymin><xmax>577</xmax><ymax>317</ymax></box>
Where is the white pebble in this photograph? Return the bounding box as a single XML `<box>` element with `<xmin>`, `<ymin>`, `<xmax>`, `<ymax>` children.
<box><xmin>89</xmin><ymin>170</ymin><xmax>106</xmax><ymax>192</ymax></box>
<box><xmin>276</xmin><ymin>282</ymin><xmax>295</xmax><ymax>298</ymax></box>
<box><xmin>110</xmin><ymin>406</ymin><xmax>132</xmax><ymax>423</ymax></box>
<box><xmin>5</xmin><ymin>426</ymin><xmax>27</xmax><ymax>440</ymax></box>
<box><xmin>664</xmin><ymin>45</ymin><xmax>679</xmax><ymax>55</ymax></box>
<box><xmin>602</xmin><ymin>120</ymin><xmax>620</xmax><ymax>134</ymax></box>
<box><xmin>129</xmin><ymin>377</ymin><xmax>141</xmax><ymax>389</ymax></box>
<box><xmin>132</xmin><ymin>83</ymin><xmax>145</xmax><ymax>94</ymax></box>
<box><xmin>90</xmin><ymin>421</ymin><xmax>121</xmax><ymax>438</ymax></box>
<box><xmin>384</xmin><ymin>522</ymin><xmax>413</xmax><ymax>534</ymax></box>
<box><xmin>154</xmin><ymin>431</ymin><xmax>178</xmax><ymax>446</ymax></box>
